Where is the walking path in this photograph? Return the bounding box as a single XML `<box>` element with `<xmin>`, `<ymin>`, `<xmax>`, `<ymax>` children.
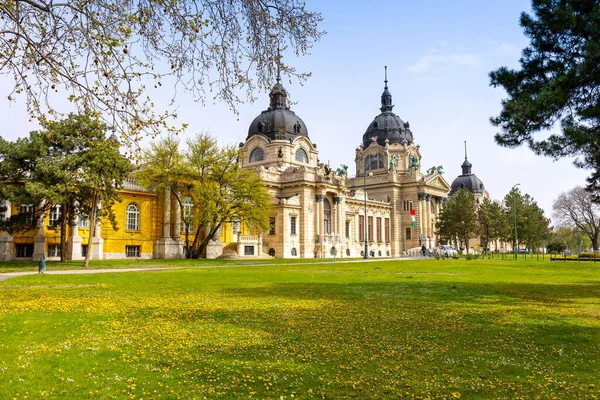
<box><xmin>0</xmin><ymin>256</ymin><xmax>425</xmax><ymax>283</ymax></box>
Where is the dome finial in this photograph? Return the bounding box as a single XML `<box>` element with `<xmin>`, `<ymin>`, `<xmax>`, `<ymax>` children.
<box><xmin>380</xmin><ymin>66</ymin><xmax>393</xmax><ymax>113</ymax></box>
<box><xmin>276</xmin><ymin>44</ymin><xmax>282</xmax><ymax>84</ymax></box>
<box><xmin>464</xmin><ymin>141</ymin><xmax>468</xmax><ymax>160</ymax></box>
<box><xmin>384</xmin><ymin>65</ymin><xmax>388</xmax><ymax>89</ymax></box>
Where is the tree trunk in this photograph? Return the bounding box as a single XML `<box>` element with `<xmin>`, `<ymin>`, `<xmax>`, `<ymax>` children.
<box><xmin>592</xmin><ymin>232</ymin><xmax>599</xmax><ymax>252</ymax></box>
<box><xmin>82</xmin><ymin>192</ymin><xmax>97</xmax><ymax>268</ymax></box>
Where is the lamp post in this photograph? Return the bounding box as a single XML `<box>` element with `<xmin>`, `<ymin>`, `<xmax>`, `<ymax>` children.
<box><xmin>363</xmin><ymin>163</ymin><xmax>373</xmax><ymax>259</ymax></box>
<box><xmin>512</xmin><ymin>183</ymin><xmax>520</xmax><ymax>260</ymax></box>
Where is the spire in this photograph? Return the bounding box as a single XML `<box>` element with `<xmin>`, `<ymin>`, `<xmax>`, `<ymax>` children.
<box><xmin>269</xmin><ymin>41</ymin><xmax>288</xmax><ymax>110</ymax></box>
<box><xmin>461</xmin><ymin>141</ymin><xmax>472</xmax><ymax>175</ymax></box>
<box><xmin>380</xmin><ymin>65</ymin><xmax>394</xmax><ymax>113</ymax></box>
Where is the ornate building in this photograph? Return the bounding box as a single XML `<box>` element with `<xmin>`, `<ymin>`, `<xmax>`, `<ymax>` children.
<box><xmin>0</xmin><ymin>70</ymin><xmax>451</xmax><ymax>261</ymax></box>
<box><xmin>239</xmin><ymin>70</ymin><xmax>450</xmax><ymax>259</ymax></box>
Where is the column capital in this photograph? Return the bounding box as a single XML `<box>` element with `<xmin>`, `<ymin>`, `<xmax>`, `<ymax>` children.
<box><xmin>315</xmin><ymin>194</ymin><xmax>325</xmax><ymax>202</ymax></box>
<box><xmin>333</xmin><ymin>197</ymin><xmax>343</xmax><ymax>204</ymax></box>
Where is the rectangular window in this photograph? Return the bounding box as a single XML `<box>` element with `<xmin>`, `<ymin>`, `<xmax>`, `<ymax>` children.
<box><xmin>81</xmin><ymin>245</ymin><xmax>88</xmax><ymax>257</ymax></box>
<box><xmin>358</xmin><ymin>215</ymin><xmax>365</xmax><ymax>242</ymax></box>
<box><xmin>79</xmin><ymin>216</ymin><xmax>89</xmax><ymax>228</ymax></box>
<box><xmin>385</xmin><ymin>218</ymin><xmax>390</xmax><ymax>243</ymax></box>
<box><xmin>405</xmin><ymin>227</ymin><xmax>412</xmax><ymax>240</ymax></box>
<box><xmin>345</xmin><ymin>221</ymin><xmax>350</xmax><ymax>238</ymax></box>
<box><xmin>403</xmin><ymin>200</ymin><xmax>414</xmax><ymax>212</ymax></box>
<box><xmin>431</xmin><ymin>200</ymin><xmax>436</xmax><ymax>214</ymax></box>
<box><xmin>269</xmin><ymin>216</ymin><xmax>276</xmax><ymax>235</ymax></box>
<box><xmin>376</xmin><ymin>217</ymin><xmax>382</xmax><ymax>242</ymax></box>
<box><xmin>19</xmin><ymin>204</ymin><xmax>35</xmax><ymax>227</ymax></box>
<box><xmin>49</xmin><ymin>205</ymin><xmax>62</xmax><ymax>227</ymax></box>
<box><xmin>15</xmin><ymin>244</ymin><xmax>34</xmax><ymax>258</ymax></box>
<box><xmin>48</xmin><ymin>244</ymin><xmax>61</xmax><ymax>257</ymax></box>
<box><xmin>368</xmin><ymin>216</ymin><xmax>374</xmax><ymax>241</ymax></box>
<box><xmin>244</xmin><ymin>245</ymin><xmax>255</xmax><ymax>256</ymax></box>
<box><xmin>126</xmin><ymin>245</ymin><xmax>140</xmax><ymax>257</ymax></box>
<box><xmin>290</xmin><ymin>216</ymin><xmax>297</xmax><ymax>235</ymax></box>
<box><xmin>181</xmin><ymin>196</ymin><xmax>194</xmax><ymax>232</ymax></box>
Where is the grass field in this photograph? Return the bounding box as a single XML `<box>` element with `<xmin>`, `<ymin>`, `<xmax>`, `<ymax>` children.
<box><xmin>1</xmin><ymin>259</ymin><xmax>599</xmax><ymax>399</ymax></box>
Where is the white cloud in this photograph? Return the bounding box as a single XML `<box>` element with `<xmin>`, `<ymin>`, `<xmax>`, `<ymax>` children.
<box><xmin>408</xmin><ymin>41</ymin><xmax>519</xmax><ymax>75</ymax></box>
<box><xmin>408</xmin><ymin>53</ymin><xmax>482</xmax><ymax>74</ymax></box>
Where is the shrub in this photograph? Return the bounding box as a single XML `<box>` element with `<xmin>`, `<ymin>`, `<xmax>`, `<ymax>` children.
<box><xmin>465</xmin><ymin>254</ymin><xmax>473</xmax><ymax>261</ymax></box>
<box><xmin>434</xmin><ymin>253</ymin><xmax>440</xmax><ymax>260</ymax></box>
<box><xmin>452</xmin><ymin>253</ymin><xmax>459</xmax><ymax>260</ymax></box>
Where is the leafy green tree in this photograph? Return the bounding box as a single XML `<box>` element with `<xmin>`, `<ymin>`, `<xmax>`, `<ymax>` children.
<box><xmin>504</xmin><ymin>187</ymin><xmax>550</xmax><ymax>252</ymax></box>
<box><xmin>137</xmin><ymin>136</ymin><xmax>192</xmax><ymax>256</ymax></box>
<box><xmin>489</xmin><ymin>0</ymin><xmax>600</xmax><ymax>197</ymax></box>
<box><xmin>0</xmin><ymin>114</ymin><xmax>133</xmax><ymax>263</ymax></box>
<box><xmin>436</xmin><ymin>188</ymin><xmax>478</xmax><ymax>253</ymax></box>
<box><xmin>552</xmin><ymin>186</ymin><xmax>600</xmax><ymax>251</ymax></box>
<box><xmin>477</xmin><ymin>198</ymin><xmax>510</xmax><ymax>253</ymax></box>
<box><xmin>140</xmin><ymin>134</ymin><xmax>271</xmax><ymax>258</ymax></box>
<box><xmin>1</xmin><ymin>0</ymin><xmax>323</xmax><ymax>145</ymax></box>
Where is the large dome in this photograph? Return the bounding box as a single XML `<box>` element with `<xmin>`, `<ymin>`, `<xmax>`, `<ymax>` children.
<box><xmin>247</xmin><ymin>80</ymin><xmax>308</xmax><ymax>142</ymax></box>
<box><xmin>362</xmin><ymin>72</ymin><xmax>413</xmax><ymax>148</ymax></box>
<box><xmin>449</xmin><ymin>158</ymin><xmax>486</xmax><ymax>196</ymax></box>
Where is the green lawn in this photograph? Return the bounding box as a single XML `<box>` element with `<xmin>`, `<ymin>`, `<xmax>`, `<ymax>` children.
<box><xmin>1</xmin><ymin>259</ymin><xmax>599</xmax><ymax>399</ymax></box>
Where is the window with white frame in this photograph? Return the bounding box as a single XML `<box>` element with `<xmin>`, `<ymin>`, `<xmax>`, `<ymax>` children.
<box><xmin>290</xmin><ymin>216</ymin><xmax>297</xmax><ymax>235</ymax></box>
<box><xmin>126</xmin><ymin>203</ymin><xmax>140</xmax><ymax>231</ymax></box>
<box><xmin>19</xmin><ymin>204</ymin><xmax>35</xmax><ymax>226</ymax></box>
<box><xmin>79</xmin><ymin>215</ymin><xmax>89</xmax><ymax>228</ymax></box>
<box><xmin>49</xmin><ymin>205</ymin><xmax>62</xmax><ymax>227</ymax></box>
<box><xmin>181</xmin><ymin>196</ymin><xmax>194</xmax><ymax>232</ymax></box>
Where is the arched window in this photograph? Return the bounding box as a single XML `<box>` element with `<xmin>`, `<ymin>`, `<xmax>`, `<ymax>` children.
<box><xmin>293</xmin><ymin>122</ymin><xmax>301</xmax><ymax>134</ymax></box>
<box><xmin>295</xmin><ymin>148</ymin><xmax>308</xmax><ymax>163</ymax></box>
<box><xmin>324</xmin><ymin>198</ymin><xmax>331</xmax><ymax>234</ymax></box>
<box><xmin>249</xmin><ymin>147</ymin><xmax>265</xmax><ymax>162</ymax></box>
<box><xmin>364</xmin><ymin>154</ymin><xmax>384</xmax><ymax>171</ymax></box>
<box><xmin>291</xmin><ymin>248</ymin><xmax>297</xmax><ymax>256</ymax></box>
<box><xmin>126</xmin><ymin>203</ymin><xmax>140</xmax><ymax>231</ymax></box>
<box><xmin>257</xmin><ymin>122</ymin><xmax>264</xmax><ymax>133</ymax></box>
<box><xmin>181</xmin><ymin>196</ymin><xmax>194</xmax><ymax>232</ymax></box>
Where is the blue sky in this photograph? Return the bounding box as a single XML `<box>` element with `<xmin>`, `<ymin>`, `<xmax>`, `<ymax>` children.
<box><xmin>0</xmin><ymin>0</ymin><xmax>588</xmax><ymax>221</ymax></box>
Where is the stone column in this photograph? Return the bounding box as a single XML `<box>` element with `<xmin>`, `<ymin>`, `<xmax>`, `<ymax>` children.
<box><xmin>68</xmin><ymin>210</ymin><xmax>83</xmax><ymax>261</ymax></box>
<box><xmin>33</xmin><ymin>201</ymin><xmax>47</xmax><ymax>261</ymax></box>
<box><xmin>0</xmin><ymin>200</ymin><xmax>14</xmax><ymax>261</ymax></box>
<box><xmin>91</xmin><ymin>201</ymin><xmax>104</xmax><ymax>260</ymax></box>
<box><xmin>163</xmin><ymin>187</ymin><xmax>171</xmax><ymax>238</ymax></box>
<box><xmin>174</xmin><ymin>192</ymin><xmax>181</xmax><ymax>237</ymax></box>
<box><xmin>334</xmin><ymin>197</ymin><xmax>343</xmax><ymax>243</ymax></box>
<box><xmin>315</xmin><ymin>195</ymin><xmax>325</xmax><ymax>241</ymax></box>
<box><xmin>425</xmin><ymin>194</ymin><xmax>431</xmax><ymax>240</ymax></box>
<box><xmin>417</xmin><ymin>193</ymin><xmax>424</xmax><ymax>243</ymax></box>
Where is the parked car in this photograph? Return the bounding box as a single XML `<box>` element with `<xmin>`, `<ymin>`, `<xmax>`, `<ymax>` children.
<box><xmin>437</xmin><ymin>245</ymin><xmax>457</xmax><ymax>257</ymax></box>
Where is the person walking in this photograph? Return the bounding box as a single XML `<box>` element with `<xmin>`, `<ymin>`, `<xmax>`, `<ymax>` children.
<box><xmin>421</xmin><ymin>244</ymin><xmax>426</xmax><ymax>257</ymax></box>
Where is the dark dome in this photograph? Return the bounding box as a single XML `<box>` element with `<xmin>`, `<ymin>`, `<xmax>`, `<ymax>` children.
<box><xmin>449</xmin><ymin>158</ymin><xmax>485</xmax><ymax>196</ymax></box>
<box><xmin>247</xmin><ymin>81</ymin><xmax>309</xmax><ymax>141</ymax></box>
<box><xmin>362</xmin><ymin>72</ymin><xmax>413</xmax><ymax>148</ymax></box>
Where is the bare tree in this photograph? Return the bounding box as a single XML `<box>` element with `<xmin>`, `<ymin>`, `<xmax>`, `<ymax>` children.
<box><xmin>553</xmin><ymin>187</ymin><xmax>600</xmax><ymax>251</ymax></box>
<box><xmin>1</xmin><ymin>1</ymin><xmax>323</xmax><ymax>149</ymax></box>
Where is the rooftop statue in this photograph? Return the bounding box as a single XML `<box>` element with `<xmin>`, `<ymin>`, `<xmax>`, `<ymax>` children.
<box><xmin>336</xmin><ymin>164</ymin><xmax>348</xmax><ymax>176</ymax></box>
<box><xmin>407</xmin><ymin>155</ymin><xmax>419</xmax><ymax>172</ymax></box>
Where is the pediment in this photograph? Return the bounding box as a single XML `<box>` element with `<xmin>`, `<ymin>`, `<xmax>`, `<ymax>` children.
<box><xmin>425</xmin><ymin>174</ymin><xmax>451</xmax><ymax>191</ymax></box>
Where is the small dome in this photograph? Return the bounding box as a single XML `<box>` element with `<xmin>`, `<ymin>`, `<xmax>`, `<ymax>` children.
<box><xmin>449</xmin><ymin>157</ymin><xmax>485</xmax><ymax>196</ymax></box>
<box><xmin>247</xmin><ymin>80</ymin><xmax>309</xmax><ymax>141</ymax></box>
<box><xmin>362</xmin><ymin>69</ymin><xmax>413</xmax><ymax>147</ymax></box>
